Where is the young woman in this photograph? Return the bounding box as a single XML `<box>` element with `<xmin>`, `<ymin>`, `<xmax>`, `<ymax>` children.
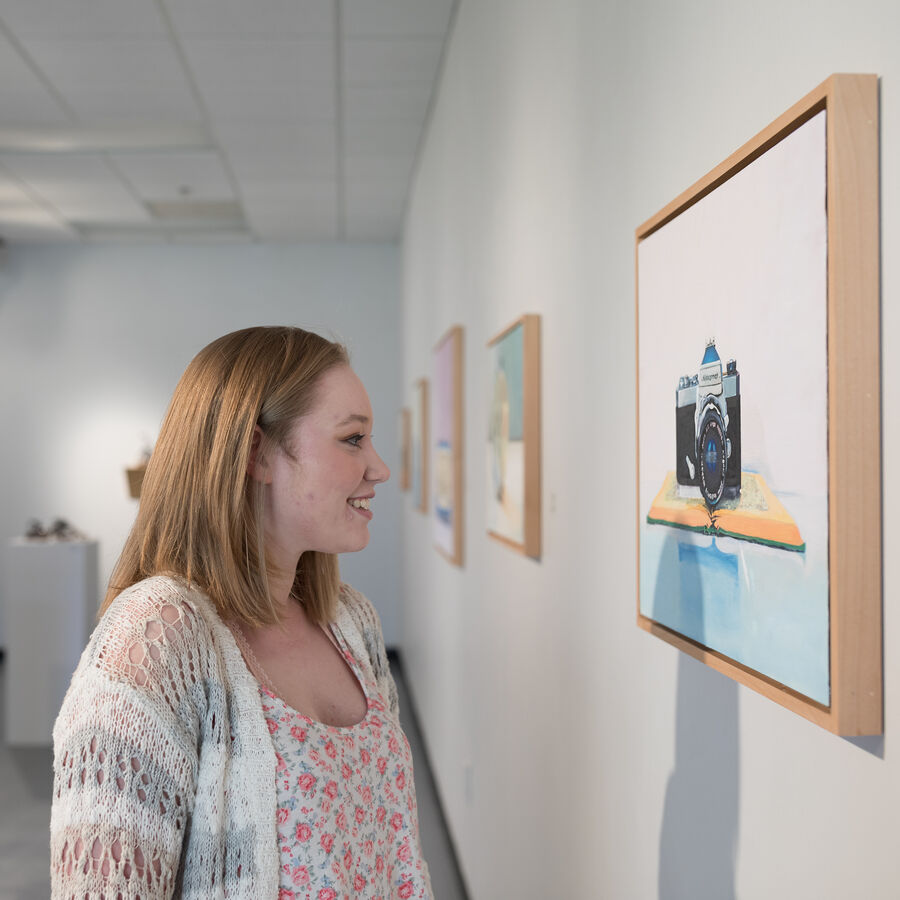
<box><xmin>50</xmin><ymin>326</ymin><xmax>432</xmax><ymax>899</ymax></box>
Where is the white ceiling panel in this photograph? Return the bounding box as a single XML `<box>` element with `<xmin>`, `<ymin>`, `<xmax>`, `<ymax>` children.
<box><xmin>183</xmin><ymin>38</ymin><xmax>335</xmax><ymax>90</ymax></box>
<box><xmin>60</xmin><ymin>88</ymin><xmax>202</xmax><ymax>124</ymax></box>
<box><xmin>345</xmin><ymin>180</ymin><xmax>407</xmax><ymax>219</ymax></box>
<box><xmin>344</xmin><ymin>84</ymin><xmax>432</xmax><ymax>121</ymax></box>
<box><xmin>1</xmin><ymin>153</ymin><xmax>143</xmax><ymax>206</ymax></box>
<box><xmin>0</xmin><ymin>1</ymin><xmax>457</xmax><ymax>243</ymax></box>
<box><xmin>228</xmin><ymin>151</ymin><xmax>336</xmax><ymax>183</ymax></box>
<box><xmin>343</xmin><ymin>0</ymin><xmax>454</xmax><ymax>37</ymax></box>
<box><xmin>0</xmin><ymin>169</ymin><xmax>33</xmax><ymax>204</ymax></box>
<box><xmin>0</xmin><ymin>205</ymin><xmax>73</xmax><ymax>239</ymax></box>
<box><xmin>218</xmin><ymin>120</ymin><xmax>336</xmax><ymax>181</ymax></box>
<box><xmin>344</xmin><ymin>154</ymin><xmax>415</xmax><ymax>184</ymax></box>
<box><xmin>0</xmin><ymin>0</ymin><xmax>167</xmax><ymax>38</ymax></box>
<box><xmin>243</xmin><ymin>183</ymin><xmax>338</xmax><ymax>240</ymax></box>
<box><xmin>58</xmin><ymin>197</ymin><xmax>150</xmax><ymax>223</ymax></box>
<box><xmin>343</xmin><ymin>38</ymin><xmax>444</xmax><ymax>85</ymax></box>
<box><xmin>0</xmin><ymin>91</ymin><xmax>70</xmax><ymax>128</ymax></box>
<box><xmin>109</xmin><ymin>150</ymin><xmax>233</xmax><ymax>199</ymax></box>
<box><xmin>343</xmin><ymin>119</ymin><xmax>424</xmax><ymax>157</ymax></box>
<box><xmin>163</xmin><ymin>0</ymin><xmax>334</xmax><ymax>37</ymax></box>
<box><xmin>199</xmin><ymin>84</ymin><xmax>334</xmax><ymax>122</ymax></box>
<box><xmin>20</xmin><ymin>38</ymin><xmax>193</xmax><ymax>92</ymax></box>
<box><xmin>0</xmin><ymin>32</ymin><xmax>71</xmax><ymax>124</ymax></box>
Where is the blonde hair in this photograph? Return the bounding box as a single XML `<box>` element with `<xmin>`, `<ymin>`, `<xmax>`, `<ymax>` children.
<box><xmin>103</xmin><ymin>326</ymin><xmax>350</xmax><ymax>626</ymax></box>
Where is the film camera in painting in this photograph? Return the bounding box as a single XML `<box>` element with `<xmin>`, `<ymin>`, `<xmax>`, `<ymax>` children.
<box><xmin>675</xmin><ymin>340</ymin><xmax>741</xmax><ymax>508</ymax></box>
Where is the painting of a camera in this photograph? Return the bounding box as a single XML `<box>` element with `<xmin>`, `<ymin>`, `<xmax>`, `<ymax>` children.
<box><xmin>675</xmin><ymin>340</ymin><xmax>741</xmax><ymax>508</ymax></box>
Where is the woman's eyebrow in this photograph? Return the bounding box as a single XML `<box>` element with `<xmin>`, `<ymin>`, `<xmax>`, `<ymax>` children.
<box><xmin>336</xmin><ymin>413</ymin><xmax>370</xmax><ymax>427</ymax></box>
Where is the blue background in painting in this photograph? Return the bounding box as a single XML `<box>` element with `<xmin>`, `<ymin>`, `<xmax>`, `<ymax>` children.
<box><xmin>493</xmin><ymin>323</ymin><xmax>524</xmax><ymax>440</ymax></box>
<box><xmin>640</xmin><ymin>491</ymin><xmax>830</xmax><ymax>704</ymax></box>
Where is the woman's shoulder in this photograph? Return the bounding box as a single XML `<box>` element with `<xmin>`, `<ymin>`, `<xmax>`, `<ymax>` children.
<box><xmin>336</xmin><ymin>581</ymin><xmax>381</xmax><ymax>628</ymax></box>
<box><xmin>94</xmin><ymin>575</ymin><xmax>222</xmax><ymax>681</ymax></box>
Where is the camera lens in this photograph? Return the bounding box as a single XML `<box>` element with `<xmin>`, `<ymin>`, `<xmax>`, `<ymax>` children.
<box><xmin>697</xmin><ymin>408</ymin><xmax>726</xmax><ymax>507</ymax></box>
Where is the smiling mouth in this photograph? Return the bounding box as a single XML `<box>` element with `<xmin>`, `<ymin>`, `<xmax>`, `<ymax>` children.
<box><xmin>348</xmin><ymin>497</ymin><xmax>371</xmax><ymax>511</ymax></box>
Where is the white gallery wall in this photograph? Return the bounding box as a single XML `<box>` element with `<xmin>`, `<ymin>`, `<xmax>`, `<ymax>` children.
<box><xmin>0</xmin><ymin>242</ymin><xmax>403</xmax><ymax>645</ymax></box>
<box><xmin>400</xmin><ymin>1</ymin><xmax>899</xmax><ymax>897</ymax></box>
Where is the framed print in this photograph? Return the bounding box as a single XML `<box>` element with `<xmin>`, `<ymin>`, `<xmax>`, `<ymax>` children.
<box><xmin>635</xmin><ymin>74</ymin><xmax>881</xmax><ymax>735</ymax></box>
<box><xmin>411</xmin><ymin>379</ymin><xmax>428</xmax><ymax>513</ymax></box>
<box><xmin>433</xmin><ymin>325</ymin><xmax>464</xmax><ymax>565</ymax></box>
<box><xmin>399</xmin><ymin>407</ymin><xmax>411</xmax><ymax>492</ymax></box>
<box><xmin>486</xmin><ymin>314</ymin><xmax>541</xmax><ymax>558</ymax></box>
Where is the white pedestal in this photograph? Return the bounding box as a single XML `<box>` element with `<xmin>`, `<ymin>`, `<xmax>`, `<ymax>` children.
<box><xmin>4</xmin><ymin>538</ymin><xmax>99</xmax><ymax>746</ymax></box>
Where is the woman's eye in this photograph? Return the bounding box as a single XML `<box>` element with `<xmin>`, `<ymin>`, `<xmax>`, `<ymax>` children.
<box><xmin>345</xmin><ymin>433</ymin><xmax>365</xmax><ymax>448</ymax></box>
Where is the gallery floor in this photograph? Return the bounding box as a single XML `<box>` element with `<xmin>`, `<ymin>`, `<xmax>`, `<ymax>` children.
<box><xmin>0</xmin><ymin>652</ymin><xmax>468</xmax><ymax>900</ymax></box>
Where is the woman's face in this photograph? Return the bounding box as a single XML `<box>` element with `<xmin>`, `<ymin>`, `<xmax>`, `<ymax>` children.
<box><xmin>260</xmin><ymin>365</ymin><xmax>389</xmax><ymax>570</ymax></box>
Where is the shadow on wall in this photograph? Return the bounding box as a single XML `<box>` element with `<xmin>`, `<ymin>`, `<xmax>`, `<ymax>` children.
<box><xmin>655</xmin><ymin>533</ymin><xmax>740</xmax><ymax>900</ymax></box>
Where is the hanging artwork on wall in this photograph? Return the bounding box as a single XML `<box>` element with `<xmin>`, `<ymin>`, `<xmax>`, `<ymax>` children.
<box><xmin>486</xmin><ymin>314</ymin><xmax>541</xmax><ymax>558</ymax></box>
<box><xmin>635</xmin><ymin>74</ymin><xmax>881</xmax><ymax>735</ymax></box>
<box><xmin>433</xmin><ymin>325</ymin><xmax>464</xmax><ymax>565</ymax></box>
<box><xmin>411</xmin><ymin>379</ymin><xmax>428</xmax><ymax>513</ymax></box>
<box><xmin>398</xmin><ymin>407</ymin><xmax>411</xmax><ymax>492</ymax></box>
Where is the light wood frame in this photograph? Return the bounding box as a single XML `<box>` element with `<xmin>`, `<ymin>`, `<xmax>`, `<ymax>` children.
<box><xmin>433</xmin><ymin>325</ymin><xmax>464</xmax><ymax>566</ymax></box>
<box><xmin>413</xmin><ymin>379</ymin><xmax>429</xmax><ymax>513</ymax></box>
<box><xmin>399</xmin><ymin>407</ymin><xmax>411</xmax><ymax>492</ymax></box>
<box><xmin>635</xmin><ymin>74</ymin><xmax>881</xmax><ymax>735</ymax></box>
<box><xmin>486</xmin><ymin>314</ymin><xmax>541</xmax><ymax>559</ymax></box>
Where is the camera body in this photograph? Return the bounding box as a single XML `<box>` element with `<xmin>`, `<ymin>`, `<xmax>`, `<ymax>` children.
<box><xmin>675</xmin><ymin>340</ymin><xmax>741</xmax><ymax>508</ymax></box>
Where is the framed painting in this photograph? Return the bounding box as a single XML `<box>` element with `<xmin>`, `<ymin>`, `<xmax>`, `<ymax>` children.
<box><xmin>635</xmin><ymin>74</ymin><xmax>881</xmax><ymax>735</ymax></box>
<box><xmin>486</xmin><ymin>314</ymin><xmax>541</xmax><ymax>558</ymax></box>
<box><xmin>398</xmin><ymin>407</ymin><xmax>411</xmax><ymax>492</ymax></box>
<box><xmin>433</xmin><ymin>325</ymin><xmax>464</xmax><ymax>566</ymax></box>
<box><xmin>411</xmin><ymin>379</ymin><xmax>428</xmax><ymax>513</ymax></box>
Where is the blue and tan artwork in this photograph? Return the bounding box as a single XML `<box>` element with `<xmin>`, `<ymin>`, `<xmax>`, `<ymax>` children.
<box><xmin>487</xmin><ymin>321</ymin><xmax>525</xmax><ymax>545</ymax></box>
<box><xmin>411</xmin><ymin>380</ymin><xmax>427</xmax><ymax>512</ymax></box>
<box><xmin>638</xmin><ymin>111</ymin><xmax>830</xmax><ymax>704</ymax></box>
<box><xmin>433</xmin><ymin>327</ymin><xmax>462</xmax><ymax>563</ymax></box>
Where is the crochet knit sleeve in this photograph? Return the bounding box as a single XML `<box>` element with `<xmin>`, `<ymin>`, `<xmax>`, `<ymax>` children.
<box><xmin>51</xmin><ymin>578</ymin><xmax>209</xmax><ymax>899</ymax></box>
<box><xmin>337</xmin><ymin>583</ymin><xmax>400</xmax><ymax>719</ymax></box>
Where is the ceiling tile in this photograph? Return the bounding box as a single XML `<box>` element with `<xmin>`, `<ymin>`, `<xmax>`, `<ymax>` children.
<box><xmin>0</xmin><ymin>0</ymin><xmax>167</xmax><ymax>37</ymax></box>
<box><xmin>0</xmin><ymin>32</ymin><xmax>72</xmax><ymax>125</ymax></box>
<box><xmin>183</xmin><ymin>38</ymin><xmax>335</xmax><ymax>90</ymax></box>
<box><xmin>343</xmin><ymin>119</ymin><xmax>423</xmax><ymax>157</ymax></box>
<box><xmin>0</xmin><ymin>205</ymin><xmax>74</xmax><ymax>240</ymax></box>
<box><xmin>343</xmin><ymin>154</ymin><xmax>415</xmax><ymax>183</ymax></box>
<box><xmin>0</xmin><ymin>153</ymin><xmax>148</xmax><ymax>220</ymax></box>
<box><xmin>343</xmin><ymin>38</ymin><xmax>443</xmax><ymax>85</ymax></box>
<box><xmin>243</xmin><ymin>181</ymin><xmax>338</xmax><ymax>240</ymax></box>
<box><xmin>342</xmin><ymin>0</ymin><xmax>455</xmax><ymax>37</ymax></box>
<box><xmin>164</xmin><ymin>0</ymin><xmax>333</xmax><ymax>36</ymax></box>
<box><xmin>0</xmin><ymin>169</ymin><xmax>33</xmax><ymax>204</ymax></box>
<box><xmin>344</xmin><ymin>84</ymin><xmax>431</xmax><ymax>121</ymax></box>
<box><xmin>199</xmin><ymin>84</ymin><xmax>334</xmax><ymax>121</ymax></box>
<box><xmin>345</xmin><ymin>179</ymin><xmax>407</xmax><ymax>219</ymax></box>
<box><xmin>109</xmin><ymin>150</ymin><xmax>233</xmax><ymax>200</ymax></box>
<box><xmin>217</xmin><ymin>120</ymin><xmax>337</xmax><ymax>181</ymax></box>
<box><xmin>61</xmin><ymin>89</ymin><xmax>202</xmax><ymax>124</ymax></box>
<box><xmin>21</xmin><ymin>38</ymin><xmax>192</xmax><ymax>92</ymax></box>
<box><xmin>344</xmin><ymin>179</ymin><xmax>405</xmax><ymax>239</ymax></box>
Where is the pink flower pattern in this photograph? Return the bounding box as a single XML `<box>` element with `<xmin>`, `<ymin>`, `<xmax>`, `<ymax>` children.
<box><xmin>264</xmin><ymin>628</ymin><xmax>430</xmax><ymax>899</ymax></box>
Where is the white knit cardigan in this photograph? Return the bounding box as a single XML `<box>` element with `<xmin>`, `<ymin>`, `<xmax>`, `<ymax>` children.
<box><xmin>50</xmin><ymin>574</ymin><xmax>401</xmax><ymax>899</ymax></box>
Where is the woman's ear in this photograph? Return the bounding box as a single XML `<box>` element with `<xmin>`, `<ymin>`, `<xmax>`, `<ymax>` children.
<box><xmin>247</xmin><ymin>425</ymin><xmax>272</xmax><ymax>483</ymax></box>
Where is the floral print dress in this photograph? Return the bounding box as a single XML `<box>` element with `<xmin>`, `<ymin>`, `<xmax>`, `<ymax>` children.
<box><xmin>260</xmin><ymin>625</ymin><xmax>431</xmax><ymax>900</ymax></box>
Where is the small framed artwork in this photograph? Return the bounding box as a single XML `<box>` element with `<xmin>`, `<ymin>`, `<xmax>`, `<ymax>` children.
<box><xmin>411</xmin><ymin>379</ymin><xmax>428</xmax><ymax>513</ymax></box>
<box><xmin>433</xmin><ymin>325</ymin><xmax>464</xmax><ymax>566</ymax></box>
<box><xmin>398</xmin><ymin>408</ymin><xmax>411</xmax><ymax>492</ymax></box>
<box><xmin>636</xmin><ymin>74</ymin><xmax>881</xmax><ymax>735</ymax></box>
<box><xmin>486</xmin><ymin>314</ymin><xmax>541</xmax><ymax>558</ymax></box>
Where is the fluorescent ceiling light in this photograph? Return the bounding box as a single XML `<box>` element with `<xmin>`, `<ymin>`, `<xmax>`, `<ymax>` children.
<box><xmin>0</xmin><ymin>124</ymin><xmax>211</xmax><ymax>154</ymax></box>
